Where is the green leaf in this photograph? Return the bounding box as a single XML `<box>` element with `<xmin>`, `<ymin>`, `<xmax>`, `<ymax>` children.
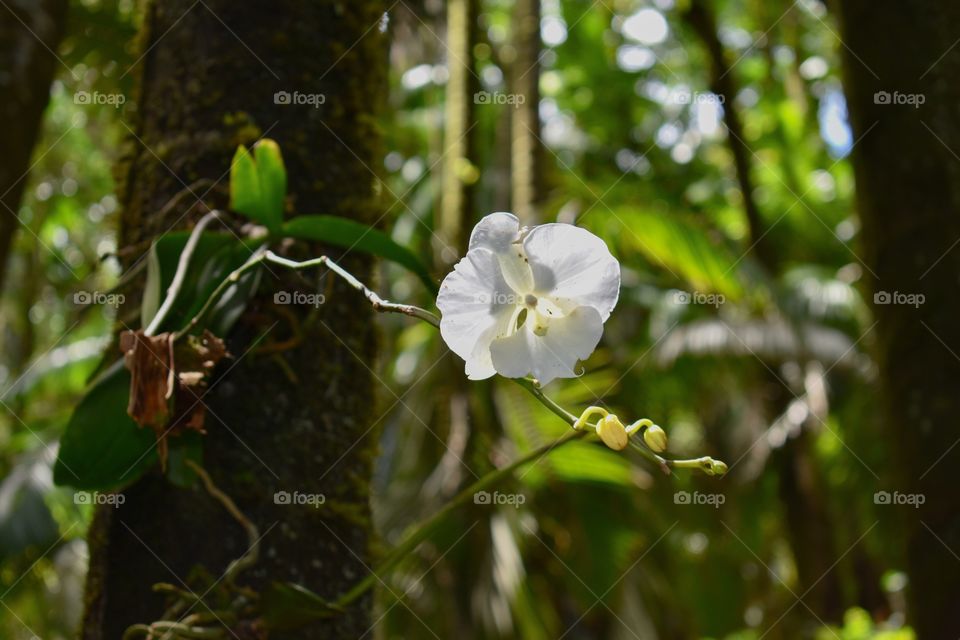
<box><xmin>206</xmin><ymin>256</ymin><xmax>262</xmax><ymax>336</ymax></box>
<box><xmin>229</xmin><ymin>145</ymin><xmax>267</xmax><ymax>226</ymax></box>
<box><xmin>610</xmin><ymin>209</ymin><xmax>745</xmax><ymax>300</ymax></box>
<box><xmin>254</xmin><ymin>139</ymin><xmax>287</xmax><ymax>230</ymax></box>
<box><xmin>281</xmin><ymin>215</ymin><xmax>436</xmax><ymax>293</ymax></box>
<box><xmin>537</xmin><ymin>441</ymin><xmax>636</xmax><ymax>489</ymax></box>
<box><xmin>262</xmin><ymin>582</ymin><xmax>343</xmax><ymax>630</ymax></box>
<box><xmin>54</xmin><ymin>361</ymin><xmax>158</xmax><ymax>490</ymax></box>
<box><xmin>229</xmin><ymin>140</ymin><xmax>286</xmax><ymax>233</ymax></box>
<box><xmin>181</xmin><ymin>240</ymin><xmax>263</xmax><ymax>336</ymax></box>
<box><xmin>140</xmin><ymin>231</ymin><xmax>236</xmax><ymax>333</ymax></box>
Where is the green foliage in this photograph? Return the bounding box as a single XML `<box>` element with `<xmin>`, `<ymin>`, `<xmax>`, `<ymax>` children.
<box><xmin>606</xmin><ymin>208</ymin><xmax>747</xmax><ymax>300</ymax></box>
<box><xmin>814</xmin><ymin>608</ymin><xmax>916</xmax><ymax>640</ymax></box>
<box><xmin>140</xmin><ymin>230</ymin><xmax>236</xmax><ymax>332</ymax></box>
<box><xmin>53</xmin><ymin>362</ymin><xmax>158</xmax><ymax>491</ymax></box>
<box><xmin>0</xmin><ymin>0</ymin><xmax>920</xmax><ymax>637</ymax></box>
<box><xmin>282</xmin><ymin>215</ymin><xmax>436</xmax><ymax>292</ymax></box>
<box><xmin>261</xmin><ymin>582</ymin><xmax>342</xmax><ymax>630</ymax></box>
<box><xmin>254</xmin><ymin>139</ymin><xmax>288</xmax><ymax>228</ymax></box>
<box><xmin>229</xmin><ymin>141</ymin><xmax>285</xmax><ymax>234</ymax></box>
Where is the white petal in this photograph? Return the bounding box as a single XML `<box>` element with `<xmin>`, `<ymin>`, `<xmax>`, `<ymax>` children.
<box><xmin>468</xmin><ymin>212</ymin><xmax>534</xmax><ymax>294</ymax></box>
<box><xmin>489</xmin><ymin>306</ymin><xmax>604</xmax><ymax>385</ymax></box>
<box><xmin>468</xmin><ymin>212</ymin><xmax>522</xmax><ymax>253</ymax></box>
<box><xmin>523</xmin><ymin>223</ymin><xmax>621</xmax><ymax>321</ymax></box>
<box><xmin>437</xmin><ymin>248</ymin><xmax>519</xmax><ymax>380</ymax></box>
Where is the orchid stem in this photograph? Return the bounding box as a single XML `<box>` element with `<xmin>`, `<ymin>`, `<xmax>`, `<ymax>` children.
<box><xmin>177</xmin><ymin>246</ymin><xmax>725</xmax><ymax>477</ymax></box>
<box><xmin>262</xmin><ymin>251</ymin><xmax>441</xmax><ymax>326</ymax></box>
<box><xmin>147</xmin><ymin>210</ymin><xmax>222</xmax><ymax>336</ymax></box>
<box><xmin>170</xmin><ymin>243</ymin><xmax>726</xmax><ymax>623</ymax></box>
<box><xmin>334</xmin><ymin>428</ymin><xmax>588</xmax><ymax>609</ymax></box>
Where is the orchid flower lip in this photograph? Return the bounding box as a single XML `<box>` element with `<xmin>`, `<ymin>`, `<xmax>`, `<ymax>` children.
<box><xmin>437</xmin><ymin>212</ymin><xmax>621</xmax><ymax>385</ymax></box>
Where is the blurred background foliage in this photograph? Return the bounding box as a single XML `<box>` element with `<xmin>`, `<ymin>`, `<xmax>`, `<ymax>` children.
<box><xmin>0</xmin><ymin>0</ymin><xmax>912</xmax><ymax>638</ymax></box>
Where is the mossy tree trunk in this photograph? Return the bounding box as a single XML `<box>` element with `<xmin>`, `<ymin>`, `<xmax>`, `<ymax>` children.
<box><xmin>82</xmin><ymin>1</ymin><xmax>387</xmax><ymax>638</ymax></box>
<box><xmin>837</xmin><ymin>2</ymin><xmax>960</xmax><ymax>636</ymax></box>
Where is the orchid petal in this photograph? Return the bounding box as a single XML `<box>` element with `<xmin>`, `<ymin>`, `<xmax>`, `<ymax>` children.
<box><xmin>489</xmin><ymin>306</ymin><xmax>603</xmax><ymax>385</ymax></box>
<box><xmin>437</xmin><ymin>248</ymin><xmax>518</xmax><ymax>379</ymax></box>
<box><xmin>524</xmin><ymin>223</ymin><xmax>621</xmax><ymax>321</ymax></box>
<box><xmin>468</xmin><ymin>212</ymin><xmax>534</xmax><ymax>295</ymax></box>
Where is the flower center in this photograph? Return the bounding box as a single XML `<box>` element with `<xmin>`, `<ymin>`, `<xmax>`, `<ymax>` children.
<box><xmin>524</xmin><ymin>294</ymin><xmax>538</xmax><ymax>308</ymax></box>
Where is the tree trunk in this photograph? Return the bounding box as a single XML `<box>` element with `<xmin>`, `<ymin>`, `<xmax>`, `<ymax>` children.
<box><xmin>81</xmin><ymin>1</ymin><xmax>386</xmax><ymax>638</ymax></box>
<box><xmin>0</xmin><ymin>0</ymin><xmax>69</xmax><ymax>293</ymax></box>
<box><xmin>684</xmin><ymin>0</ymin><xmax>777</xmax><ymax>271</ymax></box>
<box><xmin>837</xmin><ymin>3</ymin><xmax>960</xmax><ymax>637</ymax></box>
<box><xmin>438</xmin><ymin>0</ymin><xmax>478</xmax><ymax>262</ymax></box>
<box><xmin>685</xmin><ymin>1</ymin><xmax>844</xmax><ymax>624</ymax></box>
<box><xmin>510</xmin><ymin>0</ymin><xmax>542</xmax><ymax>224</ymax></box>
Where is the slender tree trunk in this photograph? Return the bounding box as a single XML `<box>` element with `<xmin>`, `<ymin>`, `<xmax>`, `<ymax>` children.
<box><xmin>685</xmin><ymin>1</ymin><xmax>845</xmax><ymax>623</ymax></box>
<box><xmin>510</xmin><ymin>0</ymin><xmax>542</xmax><ymax>224</ymax></box>
<box><xmin>837</xmin><ymin>3</ymin><xmax>960</xmax><ymax>637</ymax></box>
<box><xmin>438</xmin><ymin>0</ymin><xmax>478</xmax><ymax>262</ymax></box>
<box><xmin>684</xmin><ymin>0</ymin><xmax>777</xmax><ymax>271</ymax></box>
<box><xmin>81</xmin><ymin>2</ymin><xmax>386</xmax><ymax>638</ymax></box>
<box><xmin>0</xmin><ymin>0</ymin><xmax>69</xmax><ymax>293</ymax></box>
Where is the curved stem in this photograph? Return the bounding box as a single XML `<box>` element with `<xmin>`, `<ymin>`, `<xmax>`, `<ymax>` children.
<box><xmin>178</xmin><ymin>247</ymin><xmax>724</xmax><ymax>477</ymax></box>
<box><xmin>186</xmin><ymin>460</ymin><xmax>260</xmax><ymax>584</ymax></box>
<box><xmin>263</xmin><ymin>251</ymin><xmax>441</xmax><ymax>326</ymax></box>
<box><xmin>165</xmin><ymin>241</ymin><xmax>727</xmax><ymax>624</ymax></box>
<box><xmin>511</xmin><ymin>377</ymin><xmax>578</xmax><ymax>425</ymax></box>
<box><xmin>173</xmin><ymin>246</ymin><xmax>268</xmax><ymax>340</ymax></box>
<box><xmin>334</xmin><ymin>428</ymin><xmax>588</xmax><ymax>608</ymax></box>
<box><xmin>146</xmin><ymin>210</ymin><xmax>222</xmax><ymax>336</ymax></box>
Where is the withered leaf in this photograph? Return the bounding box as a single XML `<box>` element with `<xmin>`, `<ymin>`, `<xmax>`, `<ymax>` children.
<box><xmin>120</xmin><ymin>330</ymin><xmax>175</xmax><ymax>431</ymax></box>
<box><xmin>120</xmin><ymin>329</ymin><xmax>228</xmax><ymax>469</ymax></box>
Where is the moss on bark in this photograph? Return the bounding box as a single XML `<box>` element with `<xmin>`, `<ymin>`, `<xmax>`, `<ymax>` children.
<box><xmin>82</xmin><ymin>1</ymin><xmax>388</xmax><ymax>638</ymax></box>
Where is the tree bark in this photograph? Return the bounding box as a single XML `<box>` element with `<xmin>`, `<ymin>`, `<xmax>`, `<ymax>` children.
<box><xmin>438</xmin><ymin>0</ymin><xmax>478</xmax><ymax>262</ymax></box>
<box><xmin>0</xmin><ymin>0</ymin><xmax>69</xmax><ymax>293</ymax></box>
<box><xmin>510</xmin><ymin>0</ymin><xmax>542</xmax><ymax>224</ymax></box>
<box><xmin>837</xmin><ymin>2</ymin><xmax>960</xmax><ymax>637</ymax></box>
<box><xmin>81</xmin><ymin>1</ymin><xmax>386</xmax><ymax>638</ymax></box>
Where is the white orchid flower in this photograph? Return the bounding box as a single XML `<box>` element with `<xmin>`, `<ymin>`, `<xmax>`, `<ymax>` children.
<box><xmin>436</xmin><ymin>212</ymin><xmax>620</xmax><ymax>385</ymax></box>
